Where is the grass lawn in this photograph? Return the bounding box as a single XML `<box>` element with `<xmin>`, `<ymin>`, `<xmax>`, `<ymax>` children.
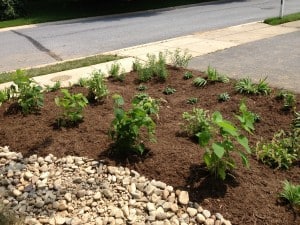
<box><xmin>264</xmin><ymin>12</ymin><xmax>300</xmax><ymax>25</ymax></box>
<box><xmin>0</xmin><ymin>0</ymin><xmax>212</xmax><ymax>28</ymax></box>
<box><xmin>0</xmin><ymin>54</ymin><xmax>121</xmax><ymax>84</ymax></box>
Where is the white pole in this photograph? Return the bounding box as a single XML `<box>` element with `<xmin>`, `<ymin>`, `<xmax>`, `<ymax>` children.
<box><xmin>280</xmin><ymin>0</ymin><xmax>285</xmax><ymax>18</ymax></box>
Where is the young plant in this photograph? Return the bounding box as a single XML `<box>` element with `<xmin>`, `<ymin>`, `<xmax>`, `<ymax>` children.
<box><xmin>255</xmin><ymin>130</ymin><xmax>298</xmax><ymax>169</ymax></box>
<box><xmin>44</xmin><ymin>81</ymin><xmax>61</xmax><ymax>92</ymax></box>
<box><xmin>163</xmin><ymin>86</ymin><xmax>176</xmax><ymax>95</ymax></box>
<box><xmin>168</xmin><ymin>48</ymin><xmax>192</xmax><ymax>68</ymax></box>
<box><xmin>109</xmin><ymin>94</ymin><xmax>156</xmax><ymax>155</ymax></box>
<box><xmin>137</xmin><ymin>84</ymin><xmax>147</xmax><ymax>91</ymax></box>
<box><xmin>86</xmin><ymin>71</ymin><xmax>109</xmax><ymax>102</ymax></box>
<box><xmin>235</xmin><ymin>101</ymin><xmax>256</xmax><ymax>134</ymax></box>
<box><xmin>10</xmin><ymin>70</ymin><xmax>44</xmax><ymax>114</ymax></box>
<box><xmin>55</xmin><ymin>89</ymin><xmax>88</xmax><ymax>126</ymax></box>
<box><xmin>276</xmin><ymin>90</ymin><xmax>296</xmax><ymax>111</ymax></box>
<box><xmin>183</xmin><ymin>71</ymin><xmax>193</xmax><ymax>80</ymax></box>
<box><xmin>0</xmin><ymin>88</ymin><xmax>10</xmax><ymax>106</ymax></box>
<box><xmin>77</xmin><ymin>77</ymin><xmax>88</xmax><ymax>87</ymax></box>
<box><xmin>197</xmin><ymin>111</ymin><xmax>251</xmax><ymax>180</ymax></box>
<box><xmin>218</xmin><ymin>92</ymin><xmax>230</xmax><ymax>102</ymax></box>
<box><xmin>279</xmin><ymin>180</ymin><xmax>300</xmax><ymax>211</ymax></box>
<box><xmin>187</xmin><ymin>97</ymin><xmax>198</xmax><ymax>105</ymax></box>
<box><xmin>235</xmin><ymin>77</ymin><xmax>271</xmax><ymax>95</ymax></box>
<box><xmin>182</xmin><ymin>108</ymin><xmax>210</xmax><ymax>137</ymax></box>
<box><xmin>132</xmin><ymin>93</ymin><xmax>159</xmax><ymax>117</ymax></box>
<box><xmin>206</xmin><ymin>66</ymin><xmax>229</xmax><ymax>83</ymax></box>
<box><xmin>132</xmin><ymin>59</ymin><xmax>142</xmax><ymax>72</ymax></box>
<box><xmin>193</xmin><ymin>77</ymin><xmax>207</xmax><ymax>87</ymax></box>
<box><xmin>153</xmin><ymin>52</ymin><xmax>168</xmax><ymax>81</ymax></box>
<box><xmin>108</xmin><ymin>62</ymin><xmax>126</xmax><ymax>81</ymax></box>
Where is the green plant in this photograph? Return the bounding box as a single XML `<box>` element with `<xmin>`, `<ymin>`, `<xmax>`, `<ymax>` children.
<box><xmin>108</xmin><ymin>62</ymin><xmax>126</xmax><ymax>81</ymax></box>
<box><xmin>153</xmin><ymin>52</ymin><xmax>168</xmax><ymax>81</ymax></box>
<box><xmin>77</xmin><ymin>77</ymin><xmax>88</xmax><ymax>87</ymax></box>
<box><xmin>10</xmin><ymin>70</ymin><xmax>44</xmax><ymax>114</ymax></box>
<box><xmin>276</xmin><ymin>90</ymin><xmax>296</xmax><ymax>111</ymax></box>
<box><xmin>132</xmin><ymin>93</ymin><xmax>159</xmax><ymax>117</ymax></box>
<box><xmin>183</xmin><ymin>71</ymin><xmax>193</xmax><ymax>80</ymax></box>
<box><xmin>218</xmin><ymin>92</ymin><xmax>230</xmax><ymax>102</ymax></box>
<box><xmin>137</xmin><ymin>84</ymin><xmax>147</xmax><ymax>91</ymax></box>
<box><xmin>163</xmin><ymin>86</ymin><xmax>176</xmax><ymax>95</ymax></box>
<box><xmin>44</xmin><ymin>81</ymin><xmax>61</xmax><ymax>92</ymax></box>
<box><xmin>132</xmin><ymin>59</ymin><xmax>142</xmax><ymax>72</ymax></box>
<box><xmin>55</xmin><ymin>89</ymin><xmax>88</xmax><ymax>126</ymax></box>
<box><xmin>187</xmin><ymin>97</ymin><xmax>198</xmax><ymax>105</ymax></box>
<box><xmin>86</xmin><ymin>71</ymin><xmax>109</xmax><ymax>102</ymax></box>
<box><xmin>235</xmin><ymin>77</ymin><xmax>271</xmax><ymax>95</ymax></box>
<box><xmin>235</xmin><ymin>101</ymin><xmax>256</xmax><ymax>134</ymax></box>
<box><xmin>206</xmin><ymin>66</ymin><xmax>229</xmax><ymax>83</ymax></box>
<box><xmin>279</xmin><ymin>180</ymin><xmax>300</xmax><ymax>211</ymax></box>
<box><xmin>182</xmin><ymin>108</ymin><xmax>210</xmax><ymax>136</ymax></box>
<box><xmin>255</xmin><ymin>130</ymin><xmax>298</xmax><ymax>169</ymax></box>
<box><xmin>109</xmin><ymin>94</ymin><xmax>156</xmax><ymax>155</ymax></box>
<box><xmin>0</xmin><ymin>88</ymin><xmax>10</xmax><ymax>106</ymax></box>
<box><xmin>0</xmin><ymin>0</ymin><xmax>25</xmax><ymax>20</ymax></box>
<box><xmin>197</xmin><ymin>111</ymin><xmax>251</xmax><ymax>180</ymax></box>
<box><xmin>168</xmin><ymin>48</ymin><xmax>192</xmax><ymax>68</ymax></box>
<box><xmin>193</xmin><ymin>77</ymin><xmax>207</xmax><ymax>87</ymax></box>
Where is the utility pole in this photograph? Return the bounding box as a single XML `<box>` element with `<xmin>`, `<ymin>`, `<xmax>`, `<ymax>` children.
<box><xmin>280</xmin><ymin>0</ymin><xmax>285</xmax><ymax>18</ymax></box>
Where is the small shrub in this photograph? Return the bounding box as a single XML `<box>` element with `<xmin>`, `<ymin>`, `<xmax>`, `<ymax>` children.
<box><xmin>163</xmin><ymin>86</ymin><xmax>176</xmax><ymax>95</ymax></box>
<box><xmin>55</xmin><ymin>89</ymin><xmax>88</xmax><ymax>126</ymax></box>
<box><xmin>132</xmin><ymin>93</ymin><xmax>159</xmax><ymax>117</ymax></box>
<box><xmin>193</xmin><ymin>77</ymin><xmax>207</xmax><ymax>87</ymax></box>
<box><xmin>137</xmin><ymin>84</ymin><xmax>147</xmax><ymax>91</ymax></box>
<box><xmin>218</xmin><ymin>92</ymin><xmax>230</xmax><ymax>102</ymax></box>
<box><xmin>44</xmin><ymin>81</ymin><xmax>61</xmax><ymax>92</ymax></box>
<box><xmin>153</xmin><ymin>52</ymin><xmax>168</xmax><ymax>81</ymax></box>
<box><xmin>0</xmin><ymin>0</ymin><xmax>26</xmax><ymax>20</ymax></box>
<box><xmin>276</xmin><ymin>90</ymin><xmax>296</xmax><ymax>111</ymax></box>
<box><xmin>108</xmin><ymin>62</ymin><xmax>126</xmax><ymax>81</ymax></box>
<box><xmin>10</xmin><ymin>70</ymin><xmax>44</xmax><ymax>114</ymax></box>
<box><xmin>279</xmin><ymin>180</ymin><xmax>300</xmax><ymax>211</ymax></box>
<box><xmin>168</xmin><ymin>49</ymin><xmax>192</xmax><ymax>68</ymax></box>
<box><xmin>206</xmin><ymin>66</ymin><xmax>229</xmax><ymax>83</ymax></box>
<box><xmin>235</xmin><ymin>77</ymin><xmax>271</xmax><ymax>95</ymax></box>
<box><xmin>255</xmin><ymin>130</ymin><xmax>298</xmax><ymax>169</ymax></box>
<box><xmin>109</xmin><ymin>94</ymin><xmax>156</xmax><ymax>155</ymax></box>
<box><xmin>235</xmin><ymin>101</ymin><xmax>256</xmax><ymax>134</ymax></box>
<box><xmin>86</xmin><ymin>71</ymin><xmax>109</xmax><ymax>102</ymax></box>
<box><xmin>183</xmin><ymin>71</ymin><xmax>193</xmax><ymax>80</ymax></box>
<box><xmin>182</xmin><ymin>108</ymin><xmax>210</xmax><ymax>136</ymax></box>
<box><xmin>187</xmin><ymin>97</ymin><xmax>198</xmax><ymax>105</ymax></box>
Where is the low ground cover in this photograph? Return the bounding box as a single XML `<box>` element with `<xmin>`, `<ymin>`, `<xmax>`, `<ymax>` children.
<box><xmin>264</xmin><ymin>12</ymin><xmax>300</xmax><ymax>25</ymax></box>
<box><xmin>0</xmin><ymin>61</ymin><xmax>299</xmax><ymax>224</ymax></box>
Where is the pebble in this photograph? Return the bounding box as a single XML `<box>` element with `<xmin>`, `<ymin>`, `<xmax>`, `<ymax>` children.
<box><xmin>0</xmin><ymin>146</ymin><xmax>231</xmax><ymax>225</ymax></box>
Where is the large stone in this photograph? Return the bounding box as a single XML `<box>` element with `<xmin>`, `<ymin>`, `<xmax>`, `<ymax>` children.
<box><xmin>178</xmin><ymin>191</ymin><xmax>189</xmax><ymax>205</ymax></box>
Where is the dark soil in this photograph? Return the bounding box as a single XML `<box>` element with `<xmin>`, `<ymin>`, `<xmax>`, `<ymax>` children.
<box><xmin>0</xmin><ymin>67</ymin><xmax>299</xmax><ymax>225</ymax></box>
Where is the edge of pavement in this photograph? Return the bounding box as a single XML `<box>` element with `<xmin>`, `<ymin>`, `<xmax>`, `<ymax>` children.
<box><xmin>0</xmin><ymin>20</ymin><xmax>299</xmax><ymax>91</ymax></box>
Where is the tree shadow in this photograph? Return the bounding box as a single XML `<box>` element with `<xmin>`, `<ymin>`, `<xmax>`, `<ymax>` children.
<box><xmin>23</xmin><ymin>137</ymin><xmax>53</xmax><ymax>158</ymax></box>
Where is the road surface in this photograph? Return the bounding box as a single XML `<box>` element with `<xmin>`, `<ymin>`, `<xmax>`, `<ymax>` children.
<box><xmin>0</xmin><ymin>0</ymin><xmax>299</xmax><ymax>72</ymax></box>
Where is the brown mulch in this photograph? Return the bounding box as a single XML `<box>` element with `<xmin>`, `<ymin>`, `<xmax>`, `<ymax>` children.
<box><xmin>0</xmin><ymin>67</ymin><xmax>299</xmax><ymax>225</ymax></box>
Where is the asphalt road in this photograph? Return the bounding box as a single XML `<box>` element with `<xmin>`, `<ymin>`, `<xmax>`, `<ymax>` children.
<box><xmin>189</xmin><ymin>30</ymin><xmax>300</xmax><ymax>93</ymax></box>
<box><xmin>0</xmin><ymin>0</ymin><xmax>300</xmax><ymax>72</ymax></box>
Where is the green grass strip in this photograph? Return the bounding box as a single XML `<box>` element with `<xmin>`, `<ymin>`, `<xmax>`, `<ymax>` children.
<box><xmin>0</xmin><ymin>54</ymin><xmax>121</xmax><ymax>84</ymax></box>
<box><xmin>264</xmin><ymin>12</ymin><xmax>300</xmax><ymax>25</ymax></box>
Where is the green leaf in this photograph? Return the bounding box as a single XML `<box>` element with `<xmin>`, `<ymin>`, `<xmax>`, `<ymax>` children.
<box><xmin>203</xmin><ymin>152</ymin><xmax>212</xmax><ymax>167</ymax></box>
<box><xmin>196</xmin><ymin>130</ymin><xmax>211</xmax><ymax>147</ymax></box>
<box><xmin>237</xmin><ymin>135</ymin><xmax>251</xmax><ymax>153</ymax></box>
<box><xmin>212</xmin><ymin>143</ymin><xmax>225</xmax><ymax>159</ymax></box>
<box><xmin>239</xmin><ymin>152</ymin><xmax>249</xmax><ymax>167</ymax></box>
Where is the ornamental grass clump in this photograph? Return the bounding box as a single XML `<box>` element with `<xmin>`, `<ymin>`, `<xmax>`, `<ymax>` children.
<box><xmin>235</xmin><ymin>77</ymin><xmax>271</xmax><ymax>95</ymax></box>
<box><xmin>168</xmin><ymin>48</ymin><xmax>192</xmax><ymax>68</ymax></box>
<box><xmin>279</xmin><ymin>180</ymin><xmax>300</xmax><ymax>212</ymax></box>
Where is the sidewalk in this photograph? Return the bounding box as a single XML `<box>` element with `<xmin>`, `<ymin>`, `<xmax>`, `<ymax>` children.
<box><xmin>1</xmin><ymin>20</ymin><xmax>299</xmax><ymax>91</ymax></box>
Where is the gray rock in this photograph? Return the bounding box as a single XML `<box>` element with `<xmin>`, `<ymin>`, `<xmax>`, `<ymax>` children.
<box><xmin>35</xmin><ymin>197</ymin><xmax>44</xmax><ymax>208</ymax></box>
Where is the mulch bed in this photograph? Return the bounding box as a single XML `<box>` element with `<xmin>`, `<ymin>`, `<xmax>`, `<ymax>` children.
<box><xmin>0</xmin><ymin>67</ymin><xmax>299</xmax><ymax>225</ymax></box>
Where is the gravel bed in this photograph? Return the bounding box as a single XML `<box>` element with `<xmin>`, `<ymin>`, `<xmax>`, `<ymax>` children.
<box><xmin>0</xmin><ymin>146</ymin><xmax>231</xmax><ymax>225</ymax></box>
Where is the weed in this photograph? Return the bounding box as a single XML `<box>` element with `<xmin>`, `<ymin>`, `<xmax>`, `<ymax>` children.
<box><xmin>193</xmin><ymin>77</ymin><xmax>207</xmax><ymax>87</ymax></box>
<box><xmin>182</xmin><ymin>108</ymin><xmax>210</xmax><ymax>136</ymax></box>
<box><xmin>218</xmin><ymin>92</ymin><xmax>230</xmax><ymax>102</ymax></box>
<box><xmin>168</xmin><ymin>48</ymin><xmax>192</xmax><ymax>68</ymax></box>
<box><xmin>55</xmin><ymin>89</ymin><xmax>88</xmax><ymax>126</ymax></box>
<box><xmin>44</xmin><ymin>81</ymin><xmax>61</xmax><ymax>92</ymax></box>
<box><xmin>108</xmin><ymin>62</ymin><xmax>126</xmax><ymax>81</ymax></box>
<box><xmin>187</xmin><ymin>97</ymin><xmax>198</xmax><ymax>105</ymax></box>
<box><xmin>10</xmin><ymin>70</ymin><xmax>44</xmax><ymax>114</ymax></box>
<box><xmin>279</xmin><ymin>180</ymin><xmax>300</xmax><ymax>211</ymax></box>
<box><xmin>235</xmin><ymin>77</ymin><xmax>271</xmax><ymax>95</ymax></box>
<box><xmin>235</xmin><ymin>101</ymin><xmax>256</xmax><ymax>134</ymax></box>
<box><xmin>109</xmin><ymin>94</ymin><xmax>156</xmax><ymax>155</ymax></box>
<box><xmin>255</xmin><ymin>130</ymin><xmax>298</xmax><ymax>169</ymax></box>
<box><xmin>86</xmin><ymin>71</ymin><xmax>109</xmax><ymax>102</ymax></box>
<box><xmin>276</xmin><ymin>90</ymin><xmax>296</xmax><ymax>111</ymax></box>
<box><xmin>137</xmin><ymin>84</ymin><xmax>147</xmax><ymax>91</ymax></box>
<box><xmin>163</xmin><ymin>86</ymin><xmax>176</xmax><ymax>95</ymax></box>
<box><xmin>183</xmin><ymin>71</ymin><xmax>193</xmax><ymax>80</ymax></box>
<box><xmin>206</xmin><ymin>66</ymin><xmax>229</xmax><ymax>83</ymax></box>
